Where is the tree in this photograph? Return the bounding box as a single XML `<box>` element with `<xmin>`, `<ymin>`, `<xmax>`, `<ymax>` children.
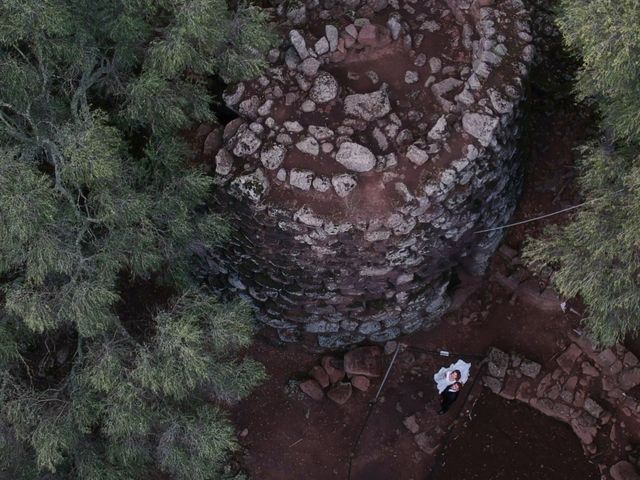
<box><xmin>0</xmin><ymin>1</ymin><xmax>274</xmax><ymax>478</ymax></box>
<box><xmin>524</xmin><ymin>0</ymin><xmax>640</xmax><ymax>345</ymax></box>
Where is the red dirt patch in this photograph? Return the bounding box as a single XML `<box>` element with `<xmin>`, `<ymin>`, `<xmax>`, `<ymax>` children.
<box><xmin>432</xmin><ymin>391</ymin><xmax>600</xmax><ymax>480</ymax></box>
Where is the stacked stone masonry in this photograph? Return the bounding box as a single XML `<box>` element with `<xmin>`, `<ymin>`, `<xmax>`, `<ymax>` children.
<box><xmin>484</xmin><ymin>334</ymin><xmax>640</xmax><ymax>479</ymax></box>
<box><xmin>200</xmin><ymin>0</ymin><xmax>535</xmax><ymax>347</ymax></box>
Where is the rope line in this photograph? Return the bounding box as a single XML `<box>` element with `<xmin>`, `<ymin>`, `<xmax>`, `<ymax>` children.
<box><xmin>346</xmin><ymin>342</ymin><xmax>401</xmax><ymax>480</ymax></box>
<box><xmin>473</xmin><ymin>188</ymin><xmax>626</xmax><ymax>234</ymax></box>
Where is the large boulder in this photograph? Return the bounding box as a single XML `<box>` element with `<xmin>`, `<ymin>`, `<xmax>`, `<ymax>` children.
<box><xmin>344</xmin><ymin>346</ymin><xmax>383</xmax><ymax>377</ymax></box>
<box><xmin>322</xmin><ymin>356</ymin><xmax>346</xmax><ymax>384</ymax></box>
<box><xmin>610</xmin><ymin>461</ymin><xmax>640</xmax><ymax>480</ymax></box>
<box><xmin>335</xmin><ymin>142</ymin><xmax>376</xmax><ymax>172</ymax></box>
<box><xmin>299</xmin><ymin>379</ymin><xmax>324</xmax><ymax>401</ymax></box>
<box><xmin>344</xmin><ymin>89</ymin><xmax>391</xmax><ymax>121</ymax></box>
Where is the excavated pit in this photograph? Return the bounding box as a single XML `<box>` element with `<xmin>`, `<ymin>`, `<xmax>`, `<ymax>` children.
<box><xmin>199</xmin><ymin>0</ymin><xmax>535</xmax><ymax>348</ymax></box>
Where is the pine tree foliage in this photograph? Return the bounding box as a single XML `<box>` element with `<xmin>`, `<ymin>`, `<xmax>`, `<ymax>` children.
<box><xmin>555</xmin><ymin>0</ymin><xmax>640</xmax><ymax>142</ymax></box>
<box><xmin>0</xmin><ymin>1</ymin><xmax>274</xmax><ymax>478</ymax></box>
<box><xmin>524</xmin><ymin>0</ymin><xmax>640</xmax><ymax>345</ymax></box>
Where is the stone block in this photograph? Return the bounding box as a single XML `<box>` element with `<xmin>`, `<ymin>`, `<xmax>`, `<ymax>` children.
<box><xmin>556</xmin><ymin>344</ymin><xmax>582</xmax><ymax>374</ymax></box>
<box><xmin>310</xmin><ymin>365</ymin><xmax>330</xmax><ymax>388</ymax></box>
<box><xmin>610</xmin><ymin>461</ymin><xmax>640</xmax><ymax>480</ymax></box>
<box><xmin>487</xmin><ymin>347</ymin><xmax>509</xmax><ymax>378</ymax></box>
<box><xmin>344</xmin><ymin>346</ymin><xmax>383</xmax><ymax>377</ymax></box>
<box><xmin>327</xmin><ymin>382</ymin><xmax>352</xmax><ymax>405</ymax></box>
<box><xmin>300</xmin><ymin>379</ymin><xmax>324</xmax><ymax>401</ymax></box>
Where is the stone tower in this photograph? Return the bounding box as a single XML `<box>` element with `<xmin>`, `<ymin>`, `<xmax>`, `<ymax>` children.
<box><xmin>199</xmin><ymin>0</ymin><xmax>534</xmax><ymax>347</ymax></box>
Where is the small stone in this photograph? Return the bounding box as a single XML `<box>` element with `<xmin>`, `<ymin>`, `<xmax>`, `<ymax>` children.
<box><xmin>299</xmin><ymin>379</ymin><xmax>324</xmax><ymax>401</ymax></box>
<box><xmin>427</xmin><ymin>115</ymin><xmax>447</xmax><ymax>141</ymax></box>
<box><xmin>257</xmin><ymin>99</ymin><xmax>274</xmax><ymax>116</ymax></box>
<box><xmin>308</xmin><ymin>125</ymin><xmax>334</xmax><ymax>140</ymax></box>
<box><xmin>223</xmin><ymin>119</ymin><xmax>242</xmax><ymax>142</ymax></box>
<box><xmin>293</xmin><ymin>206</ymin><xmax>323</xmax><ymax>227</ymax></box>
<box><xmin>325</xmin><ymin>25</ymin><xmax>339</xmax><ymax>51</ymax></box>
<box><xmin>384</xmin><ymin>341</ymin><xmax>398</xmax><ymax>355</ymax></box>
<box><xmin>429</xmin><ymin>57</ymin><xmax>442</xmax><ymax>73</ymax></box>
<box><xmin>296</xmin><ymin>137</ymin><xmax>320</xmax><ymax>156</ymax></box>
<box><xmin>519</xmin><ymin>359</ymin><xmax>542</xmax><ymax>378</ymax></box>
<box><xmin>487</xmin><ymin>347</ymin><xmax>510</xmax><ymax>378</ymax></box>
<box><xmin>232</xmin><ymin>124</ymin><xmax>262</xmax><ymax>157</ymax></box>
<box><xmin>238</xmin><ymin>95</ymin><xmax>260</xmax><ymax>118</ymax></box>
<box><xmin>300</xmin><ymin>57</ymin><xmax>321</xmax><ymax>77</ymax></box>
<box><xmin>332</xmin><ymin>174</ymin><xmax>357</xmax><ymax>197</ymax></box>
<box><xmin>358</xmin><ymin>24</ymin><xmax>378</xmax><ymax>46</ymax></box>
<box><xmin>289</xmin><ymin>30</ymin><xmax>309</xmax><ymax>59</ymax></box>
<box><xmin>310</xmin><ymin>365</ymin><xmax>330</xmax><ymax>388</ymax></box>
<box><xmin>328</xmin><ymin>382</ymin><xmax>352</xmax><ymax>405</ymax></box>
<box><xmin>403</xmin><ymin>415</ymin><xmax>420</xmax><ymax>434</ymax></box>
<box><xmin>556</xmin><ymin>344</ymin><xmax>582</xmax><ymax>374</ymax></box>
<box><xmin>215</xmin><ymin>149</ymin><xmax>233</xmax><ymax>175</ymax></box>
<box><xmin>322</xmin><ymin>356</ymin><xmax>345</xmax><ymax>384</ymax></box>
<box><xmin>203</xmin><ymin>128</ymin><xmax>222</xmax><ymax>157</ymax></box>
<box><xmin>284</xmin><ymin>121</ymin><xmax>304</xmax><ymax>133</ymax></box>
<box><xmin>312</xmin><ymin>176</ymin><xmax>331</xmax><ymax>192</ymax></box>
<box><xmin>301</xmin><ymin>99</ymin><xmax>316</xmax><ymax>112</ymax></box>
<box><xmin>321</xmin><ymin>142</ymin><xmax>334</xmax><ymax>153</ymax></box>
<box><xmin>583</xmin><ymin>398</ymin><xmax>604</xmax><ymax>419</ymax></box>
<box><xmin>414</xmin><ymin>53</ymin><xmax>427</xmax><ymax>67</ymax></box>
<box><xmin>267</xmin><ymin>48</ymin><xmax>280</xmax><ymax>63</ymax></box>
<box><xmin>406</xmin><ymin>144</ymin><xmax>429</xmax><ymax>166</ymax></box>
<box><xmin>260</xmin><ymin>144</ymin><xmax>286</xmax><ymax>170</ymax></box>
<box><xmin>309</xmin><ymin>72</ymin><xmax>339</xmax><ymax>103</ymax></box>
<box><xmin>462</xmin><ymin>112</ymin><xmax>498</xmax><ymax>147</ymax></box>
<box><xmin>335</xmin><ymin>142</ymin><xmax>376</xmax><ymax>172</ymax></box>
<box><xmin>387</xmin><ymin>17</ymin><xmax>402</xmax><ymax>41</ymax></box>
<box><xmin>366</xmin><ymin>70</ymin><xmax>379</xmax><ymax>84</ymax></box>
<box><xmin>315</xmin><ymin>36</ymin><xmax>330</xmax><ymax>55</ymax></box>
<box><xmin>276</xmin><ymin>168</ymin><xmax>287</xmax><ymax>182</ymax></box>
<box><xmin>610</xmin><ymin>461</ymin><xmax>640</xmax><ymax>480</ymax></box>
<box><xmin>222</xmin><ymin>82</ymin><xmax>245</xmax><ymax>107</ymax></box>
<box><xmin>289</xmin><ymin>169</ymin><xmax>314</xmax><ymax>190</ymax></box>
<box><xmin>344</xmin><ymin>89</ymin><xmax>391</xmax><ymax>121</ymax></box>
<box><xmin>276</xmin><ymin>133</ymin><xmax>292</xmax><ymax>145</ymax></box>
<box><xmin>351</xmin><ymin>375</ymin><xmax>371</xmax><ymax>392</ymax></box>
<box><xmin>404</xmin><ymin>70</ymin><xmax>419</xmax><ymax>84</ymax></box>
<box><xmin>231</xmin><ymin>168</ymin><xmax>269</xmax><ymax>203</ymax></box>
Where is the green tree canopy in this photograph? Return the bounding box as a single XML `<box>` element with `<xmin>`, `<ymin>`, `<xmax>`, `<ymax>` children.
<box><xmin>525</xmin><ymin>0</ymin><xmax>640</xmax><ymax>345</ymax></box>
<box><xmin>0</xmin><ymin>0</ymin><xmax>274</xmax><ymax>478</ymax></box>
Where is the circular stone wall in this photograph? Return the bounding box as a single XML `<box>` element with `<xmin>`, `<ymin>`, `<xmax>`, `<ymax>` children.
<box><xmin>201</xmin><ymin>0</ymin><xmax>534</xmax><ymax>348</ymax></box>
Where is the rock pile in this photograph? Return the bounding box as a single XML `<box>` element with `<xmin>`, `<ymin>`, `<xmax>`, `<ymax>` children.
<box><xmin>299</xmin><ymin>346</ymin><xmax>383</xmax><ymax>404</ymax></box>
<box><xmin>483</xmin><ymin>337</ymin><xmax>640</xmax><ymax>479</ymax></box>
<box><xmin>197</xmin><ymin>0</ymin><xmax>535</xmax><ymax>347</ymax></box>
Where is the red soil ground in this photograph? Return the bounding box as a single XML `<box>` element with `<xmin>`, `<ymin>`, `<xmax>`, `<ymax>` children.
<box><xmin>231</xmin><ymin>27</ymin><xmax>610</xmax><ymax>478</ymax></box>
<box><xmin>432</xmin><ymin>392</ymin><xmax>599</xmax><ymax>480</ymax></box>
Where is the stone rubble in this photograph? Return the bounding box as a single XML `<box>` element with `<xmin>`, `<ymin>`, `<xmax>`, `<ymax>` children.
<box><xmin>299</xmin><ymin>347</ymin><xmax>381</xmax><ymax>404</ymax></box>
